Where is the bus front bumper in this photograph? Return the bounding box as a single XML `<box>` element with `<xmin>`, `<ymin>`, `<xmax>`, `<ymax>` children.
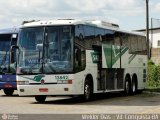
<box><xmin>18</xmin><ymin>84</ymin><xmax>81</xmax><ymax>96</ymax></box>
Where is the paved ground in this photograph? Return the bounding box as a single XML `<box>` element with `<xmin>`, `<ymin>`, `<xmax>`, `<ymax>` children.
<box><xmin>0</xmin><ymin>90</ymin><xmax>160</xmax><ymax>115</ymax></box>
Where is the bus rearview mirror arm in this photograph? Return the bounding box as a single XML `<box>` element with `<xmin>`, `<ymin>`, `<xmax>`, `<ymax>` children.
<box><xmin>8</xmin><ymin>45</ymin><xmax>20</xmax><ymax>73</ymax></box>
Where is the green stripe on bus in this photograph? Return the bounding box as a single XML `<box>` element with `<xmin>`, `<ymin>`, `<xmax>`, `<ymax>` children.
<box><xmin>128</xmin><ymin>54</ymin><xmax>136</xmax><ymax>64</ymax></box>
<box><xmin>103</xmin><ymin>45</ymin><xmax>128</xmax><ymax>68</ymax></box>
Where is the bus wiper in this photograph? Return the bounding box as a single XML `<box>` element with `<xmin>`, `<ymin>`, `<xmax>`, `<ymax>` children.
<box><xmin>21</xmin><ymin>63</ymin><xmax>41</xmax><ymax>74</ymax></box>
<box><xmin>28</xmin><ymin>63</ymin><xmax>40</xmax><ymax>73</ymax></box>
<box><xmin>43</xmin><ymin>63</ymin><xmax>56</xmax><ymax>73</ymax></box>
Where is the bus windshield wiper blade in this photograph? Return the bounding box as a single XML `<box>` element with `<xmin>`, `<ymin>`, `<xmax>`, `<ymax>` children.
<box><xmin>29</xmin><ymin>63</ymin><xmax>41</xmax><ymax>73</ymax></box>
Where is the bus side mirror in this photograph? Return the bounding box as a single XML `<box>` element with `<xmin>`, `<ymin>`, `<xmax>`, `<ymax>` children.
<box><xmin>11</xmin><ymin>51</ymin><xmax>15</xmax><ymax>63</ymax></box>
<box><xmin>10</xmin><ymin>45</ymin><xmax>20</xmax><ymax>64</ymax></box>
<box><xmin>8</xmin><ymin>45</ymin><xmax>20</xmax><ymax>72</ymax></box>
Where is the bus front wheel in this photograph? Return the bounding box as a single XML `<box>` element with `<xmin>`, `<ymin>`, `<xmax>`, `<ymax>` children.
<box><xmin>35</xmin><ymin>96</ymin><xmax>46</xmax><ymax>103</ymax></box>
<box><xmin>3</xmin><ymin>89</ymin><xmax>14</xmax><ymax>96</ymax></box>
<box><xmin>84</xmin><ymin>80</ymin><xmax>93</xmax><ymax>101</ymax></box>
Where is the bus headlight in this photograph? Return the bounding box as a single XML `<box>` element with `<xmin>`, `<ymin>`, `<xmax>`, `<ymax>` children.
<box><xmin>17</xmin><ymin>81</ymin><xmax>29</xmax><ymax>85</ymax></box>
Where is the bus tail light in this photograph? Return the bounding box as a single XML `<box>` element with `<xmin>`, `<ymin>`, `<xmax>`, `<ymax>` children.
<box><xmin>4</xmin><ymin>84</ymin><xmax>13</xmax><ymax>88</ymax></box>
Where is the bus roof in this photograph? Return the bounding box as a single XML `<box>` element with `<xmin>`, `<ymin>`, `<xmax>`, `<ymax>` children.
<box><xmin>0</xmin><ymin>27</ymin><xmax>19</xmax><ymax>34</ymax></box>
<box><xmin>22</xmin><ymin>19</ymin><xmax>145</xmax><ymax>37</ymax></box>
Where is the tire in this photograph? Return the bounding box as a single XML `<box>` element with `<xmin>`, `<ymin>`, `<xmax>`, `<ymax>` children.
<box><xmin>35</xmin><ymin>96</ymin><xmax>46</xmax><ymax>103</ymax></box>
<box><xmin>131</xmin><ymin>80</ymin><xmax>137</xmax><ymax>94</ymax></box>
<box><xmin>3</xmin><ymin>89</ymin><xmax>14</xmax><ymax>96</ymax></box>
<box><xmin>125</xmin><ymin>80</ymin><xmax>131</xmax><ymax>95</ymax></box>
<box><xmin>84</xmin><ymin>80</ymin><xmax>93</xmax><ymax>101</ymax></box>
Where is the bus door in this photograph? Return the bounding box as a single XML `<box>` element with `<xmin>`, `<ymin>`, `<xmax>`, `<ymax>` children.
<box><xmin>101</xmin><ymin>30</ymin><xmax>121</xmax><ymax>90</ymax></box>
<box><xmin>94</xmin><ymin>28</ymin><xmax>106</xmax><ymax>91</ymax></box>
<box><xmin>92</xmin><ymin>45</ymin><xmax>105</xmax><ymax>91</ymax></box>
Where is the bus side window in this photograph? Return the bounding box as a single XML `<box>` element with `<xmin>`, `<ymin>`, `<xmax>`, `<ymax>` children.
<box><xmin>75</xmin><ymin>47</ymin><xmax>81</xmax><ymax>66</ymax></box>
<box><xmin>75</xmin><ymin>25</ymin><xmax>86</xmax><ymax>72</ymax></box>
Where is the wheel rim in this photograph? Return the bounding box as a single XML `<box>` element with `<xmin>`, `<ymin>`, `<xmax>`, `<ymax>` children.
<box><xmin>125</xmin><ymin>81</ymin><xmax>129</xmax><ymax>93</ymax></box>
<box><xmin>85</xmin><ymin>84</ymin><xmax>90</xmax><ymax>100</ymax></box>
<box><xmin>132</xmin><ymin>82</ymin><xmax>136</xmax><ymax>93</ymax></box>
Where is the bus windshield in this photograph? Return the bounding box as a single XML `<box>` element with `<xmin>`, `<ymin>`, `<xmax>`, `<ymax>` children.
<box><xmin>0</xmin><ymin>34</ymin><xmax>12</xmax><ymax>67</ymax></box>
<box><xmin>18</xmin><ymin>26</ymin><xmax>73</xmax><ymax>74</ymax></box>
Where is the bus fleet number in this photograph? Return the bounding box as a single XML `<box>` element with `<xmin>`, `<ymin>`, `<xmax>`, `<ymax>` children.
<box><xmin>55</xmin><ymin>75</ymin><xmax>69</xmax><ymax>80</ymax></box>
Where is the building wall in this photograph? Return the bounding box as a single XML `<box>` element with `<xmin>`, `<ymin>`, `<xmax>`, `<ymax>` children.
<box><xmin>151</xmin><ymin>48</ymin><xmax>160</xmax><ymax>64</ymax></box>
<box><xmin>136</xmin><ymin>28</ymin><xmax>160</xmax><ymax>64</ymax></box>
<box><xmin>151</xmin><ymin>29</ymin><xmax>160</xmax><ymax>48</ymax></box>
<box><xmin>140</xmin><ymin>29</ymin><xmax>160</xmax><ymax>48</ymax></box>
<box><xmin>150</xmin><ymin>29</ymin><xmax>160</xmax><ymax>64</ymax></box>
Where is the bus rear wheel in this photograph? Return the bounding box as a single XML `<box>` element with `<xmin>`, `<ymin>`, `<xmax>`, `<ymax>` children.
<box><xmin>125</xmin><ymin>80</ymin><xmax>131</xmax><ymax>95</ymax></box>
<box><xmin>3</xmin><ymin>89</ymin><xmax>14</xmax><ymax>96</ymax></box>
<box><xmin>131</xmin><ymin>79</ymin><xmax>137</xmax><ymax>94</ymax></box>
<box><xmin>35</xmin><ymin>96</ymin><xmax>46</xmax><ymax>103</ymax></box>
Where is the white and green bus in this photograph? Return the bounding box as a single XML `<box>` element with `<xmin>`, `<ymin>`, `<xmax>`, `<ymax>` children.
<box><xmin>15</xmin><ymin>20</ymin><xmax>147</xmax><ymax>102</ymax></box>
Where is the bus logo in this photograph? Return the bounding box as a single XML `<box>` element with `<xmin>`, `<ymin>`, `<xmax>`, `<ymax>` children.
<box><xmin>91</xmin><ymin>52</ymin><xmax>99</xmax><ymax>63</ymax></box>
<box><xmin>21</xmin><ymin>74</ymin><xmax>45</xmax><ymax>82</ymax></box>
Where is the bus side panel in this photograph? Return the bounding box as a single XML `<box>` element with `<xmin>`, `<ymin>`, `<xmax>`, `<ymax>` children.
<box><xmin>121</xmin><ymin>49</ymin><xmax>147</xmax><ymax>90</ymax></box>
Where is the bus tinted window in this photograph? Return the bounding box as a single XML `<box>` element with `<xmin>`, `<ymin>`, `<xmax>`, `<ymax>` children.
<box><xmin>83</xmin><ymin>25</ymin><xmax>95</xmax><ymax>49</ymax></box>
<box><xmin>0</xmin><ymin>34</ymin><xmax>11</xmax><ymax>51</ymax></box>
<box><xmin>75</xmin><ymin>25</ymin><xmax>86</xmax><ymax>72</ymax></box>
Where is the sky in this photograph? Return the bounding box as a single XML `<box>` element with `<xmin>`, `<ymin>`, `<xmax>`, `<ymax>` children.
<box><xmin>0</xmin><ymin>0</ymin><xmax>159</xmax><ymax>31</ymax></box>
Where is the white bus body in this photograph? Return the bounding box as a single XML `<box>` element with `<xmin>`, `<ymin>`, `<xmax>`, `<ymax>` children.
<box><xmin>16</xmin><ymin>20</ymin><xmax>147</xmax><ymax>102</ymax></box>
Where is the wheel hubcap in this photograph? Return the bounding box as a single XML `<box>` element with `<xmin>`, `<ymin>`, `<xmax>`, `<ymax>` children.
<box><xmin>126</xmin><ymin>81</ymin><xmax>129</xmax><ymax>93</ymax></box>
<box><xmin>132</xmin><ymin>82</ymin><xmax>136</xmax><ymax>92</ymax></box>
<box><xmin>85</xmin><ymin>84</ymin><xmax>90</xmax><ymax>99</ymax></box>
